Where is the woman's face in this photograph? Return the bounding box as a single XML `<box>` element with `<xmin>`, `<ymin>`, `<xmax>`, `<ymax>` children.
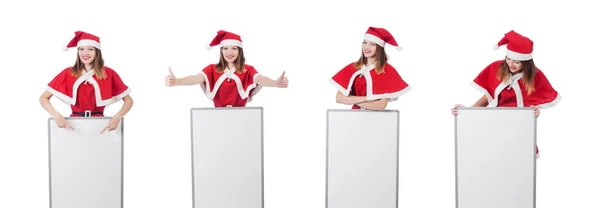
<box><xmin>221</xmin><ymin>45</ymin><xmax>239</xmax><ymax>64</ymax></box>
<box><xmin>506</xmin><ymin>56</ymin><xmax>523</xmax><ymax>73</ymax></box>
<box><xmin>78</xmin><ymin>46</ymin><xmax>96</xmax><ymax>65</ymax></box>
<box><xmin>362</xmin><ymin>40</ymin><xmax>377</xmax><ymax>58</ymax></box>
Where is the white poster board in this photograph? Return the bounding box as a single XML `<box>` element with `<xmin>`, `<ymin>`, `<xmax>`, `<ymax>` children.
<box><xmin>48</xmin><ymin>117</ymin><xmax>123</xmax><ymax>208</ymax></box>
<box><xmin>455</xmin><ymin>107</ymin><xmax>536</xmax><ymax>208</ymax></box>
<box><xmin>326</xmin><ymin>110</ymin><xmax>399</xmax><ymax>208</ymax></box>
<box><xmin>191</xmin><ymin>107</ymin><xmax>263</xmax><ymax>208</ymax></box>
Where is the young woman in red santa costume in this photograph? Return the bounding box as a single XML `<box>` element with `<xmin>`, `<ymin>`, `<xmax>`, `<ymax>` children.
<box><xmin>40</xmin><ymin>31</ymin><xmax>133</xmax><ymax>134</ymax></box>
<box><xmin>451</xmin><ymin>30</ymin><xmax>561</xmax><ymax>157</ymax></box>
<box><xmin>165</xmin><ymin>30</ymin><xmax>288</xmax><ymax>107</ymax></box>
<box><xmin>330</xmin><ymin>27</ymin><xmax>411</xmax><ymax>110</ymax></box>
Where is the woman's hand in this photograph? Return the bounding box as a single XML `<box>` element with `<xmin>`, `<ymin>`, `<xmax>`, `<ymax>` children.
<box><xmin>533</xmin><ymin>106</ymin><xmax>540</xmax><ymax>117</ymax></box>
<box><xmin>451</xmin><ymin>104</ymin><xmax>464</xmax><ymax>116</ymax></box>
<box><xmin>276</xmin><ymin>71</ymin><xmax>288</xmax><ymax>88</ymax></box>
<box><xmin>165</xmin><ymin>67</ymin><xmax>176</xmax><ymax>87</ymax></box>
<box><xmin>54</xmin><ymin>115</ymin><xmax>74</xmax><ymax>130</ymax></box>
<box><xmin>101</xmin><ymin>117</ymin><xmax>121</xmax><ymax>134</ymax></box>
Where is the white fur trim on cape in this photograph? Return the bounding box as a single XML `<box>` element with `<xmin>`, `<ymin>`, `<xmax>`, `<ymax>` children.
<box><xmin>198</xmin><ymin>68</ymin><xmax>260</xmax><ymax>102</ymax></box>
<box><xmin>46</xmin><ymin>69</ymin><xmax>129</xmax><ymax>106</ymax></box>
<box><xmin>330</xmin><ymin>64</ymin><xmax>409</xmax><ymax>101</ymax></box>
<box><xmin>537</xmin><ymin>94</ymin><xmax>561</xmax><ymax>109</ymax></box>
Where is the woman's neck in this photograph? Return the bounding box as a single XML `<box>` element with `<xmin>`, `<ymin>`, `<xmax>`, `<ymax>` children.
<box><xmin>84</xmin><ymin>64</ymin><xmax>93</xmax><ymax>72</ymax></box>
<box><xmin>227</xmin><ymin>62</ymin><xmax>235</xmax><ymax>69</ymax></box>
<box><xmin>366</xmin><ymin>58</ymin><xmax>376</xmax><ymax>66</ymax></box>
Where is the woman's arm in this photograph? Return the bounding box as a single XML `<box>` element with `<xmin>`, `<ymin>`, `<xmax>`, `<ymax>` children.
<box><xmin>174</xmin><ymin>74</ymin><xmax>205</xmax><ymax>86</ymax></box>
<box><xmin>335</xmin><ymin>91</ymin><xmax>368</xmax><ymax>105</ymax></box>
<box><xmin>452</xmin><ymin>95</ymin><xmax>490</xmax><ymax>116</ymax></box>
<box><xmin>255</xmin><ymin>72</ymin><xmax>288</xmax><ymax>88</ymax></box>
<box><xmin>40</xmin><ymin>91</ymin><xmax>62</xmax><ymax>118</ymax></box>
<box><xmin>40</xmin><ymin>91</ymin><xmax>73</xmax><ymax>130</ymax></box>
<box><xmin>471</xmin><ymin>95</ymin><xmax>489</xmax><ymax>107</ymax></box>
<box><xmin>166</xmin><ymin>67</ymin><xmax>205</xmax><ymax>86</ymax></box>
<box><xmin>356</xmin><ymin>98</ymin><xmax>389</xmax><ymax>111</ymax></box>
<box><xmin>101</xmin><ymin>95</ymin><xmax>133</xmax><ymax>134</ymax></box>
<box><xmin>112</xmin><ymin>95</ymin><xmax>133</xmax><ymax>120</ymax></box>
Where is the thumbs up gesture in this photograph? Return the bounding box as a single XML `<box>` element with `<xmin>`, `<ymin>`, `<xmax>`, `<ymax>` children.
<box><xmin>165</xmin><ymin>67</ymin><xmax>177</xmax><ymax>87</ymax></box>
<box><xmin>276</xmin><ymin>71</ymin><xmax>288</xmax><ymax>88</ymax></box>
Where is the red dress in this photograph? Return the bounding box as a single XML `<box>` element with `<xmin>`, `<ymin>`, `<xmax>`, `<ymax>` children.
<box><xmin>46</xmin><ymin>67</ymin><xmax>131</xmax><ymax>117</ymax></box>
<box><xmin>198</xmin><ymin>64</ymin><xmax>261</xmax><ymax>107</ymax></box>
<box><xmin>472</xmin><ymin>60</ymin><xmax>561</xmax><ymax>155</ymax></box>
<box><xmin>330</xmin><ymin>63</ymin><xmax>410</xmax><ymax>109</ymax></box>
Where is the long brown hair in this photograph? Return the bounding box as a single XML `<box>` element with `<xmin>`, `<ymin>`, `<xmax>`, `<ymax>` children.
<box><xmin>497</xmin><ymin>57</ymin><xmax>537</xmax><ymax>94</ymax></box>
<box><xmin>70</xmin><ymin>47</ymin><xmax>106</xmax><ymax>79</ymax></box>
<box><xmin>215</xmin><ymin>46</ymin><xmax>246</xmax><ymax>74</ymax></box>
<box><xmin>354</xmin><ymin>44</ymin><xmax>387</xmax><ymax>74</ymax></box>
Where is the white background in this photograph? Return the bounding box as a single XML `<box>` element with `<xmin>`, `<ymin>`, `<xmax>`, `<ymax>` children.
<box><xmin>0</xmin><ymin>0</ymin><xmax>598</xmax><ymax>207</ymax></box>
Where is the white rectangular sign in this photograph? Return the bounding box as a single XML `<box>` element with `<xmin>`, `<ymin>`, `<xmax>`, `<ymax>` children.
<box><xmin>49</xmin><ymin>117</ymin><xmax>123</xmax><ymax>208</ymax></box>
<box><xmin>327</xmin><ymin>110</ymin><xmax>399</xmax><ymax>208</ymax></box>
<box><xmin>191</xmin><ymin>107</ymin><xmax>263</xmax><ymax>208</ymax></box>
<box><xmin>455</xmin><ymin>107</ymin><xmax>536</xmax><ymax>208</ymax></box>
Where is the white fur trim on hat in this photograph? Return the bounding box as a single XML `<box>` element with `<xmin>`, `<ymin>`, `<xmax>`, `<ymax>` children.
<box><xmin>77</xmin><ymin>39</ymin><xmax>101</xmax><ymax>50</ymax></box>
<box><xmin>219</xmin><ymin>39</ymin><xmax>243</xmax><ymax>48</ymax></box>
<box><xmin>364</xmin><ymin>34</ymin><xmax>385</xmax><ymax>47</ymax></box>
<box><xmin>396</xmin><ymin>45</ymin><xmax>403</xmax><ymax>51</ymax></box>
<box><xmin>506</xmin><ymin>49</ymin><xmax>532</xmax><ymax>61</ymax></box>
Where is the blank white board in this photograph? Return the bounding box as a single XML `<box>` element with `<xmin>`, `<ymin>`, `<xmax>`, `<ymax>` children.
<box><xmin>327</xmin><ymin>110</ymin><xmax>399</xmax><ymax>208</ymax></box>
<box><xmin>48</xmin><ymin>117</ymin><xmax>123</xmax><ymax>208</ymax></box>
<box><xmin>191</xmin><ymin>107</ymin><xmax>263</xmax><ymax>208</ymax></box>
<box><xmin>455</xmin><ymin>107</ymin><xmax>536</xmax><ymax>208</ymax></box>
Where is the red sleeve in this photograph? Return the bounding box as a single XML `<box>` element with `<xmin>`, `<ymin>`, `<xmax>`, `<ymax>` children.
<box><xmin>472</xmin><ymin>61</ymin><xmax>501</xmax><ymax>103</ymax></box>
<box><xmin>46</xmin><ymin>67</ymin><xmax>73</xmax><ymax>104</ymax></box>
<box><xmin>529</xmin><ymin>69</ymin><xmax>560</xmax><ymax>108</ymax></box>
<box><xmin>373</xmin><ymin>64</ymin><xmax>410</xmax><ymax>101</ymax></box>
<box><xmin>110</xmin><ymin>69</ymin><xmax>129</xmax><ymax>97</ymax></box>
<box><xmin>97</xmin><ymin>67</ymin><xmax>131</xmax><ymax>106</ymax></box>
<box><xmin>330</xmin><ymin>63</ymin><xmax>357</xmax><ymax>96</ymax></box>
<box><xmin>244</xmin><ymin>65</ymin><xmax>262</xmax><ymax>101</ymax></box>
<box><xmin>201</xmin><ymin>65</ymin><xmax>215</xmax><ymax>88</ymax></box>
<box><xmin>244</xmin><ymin>65</ymin><xmax>260</xmax><ymax>90</ymax></box>
<box><xmin>199</xmin><ymin>65</ymin><xmax>216</xmax><ymax>99</ymax></box>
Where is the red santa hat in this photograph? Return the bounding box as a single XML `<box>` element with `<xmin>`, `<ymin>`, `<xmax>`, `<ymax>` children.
<box><xmin>206</xmin><ymin>30</ymin><xmax>243</xmax><ymax>50</ymax></box>
<box><xmin>363</xmin><ymin>27</ymin><xmax>403</xmax><ymax>51</ymax></box>
<box><xmin>63</xmin><ymin>31</ymin><xmax>101</xmax><ymax>51</ymax></box>
<box><xmin>493</xmin><ymin>30</ymin><xmax>533</xmax><ymax>61</ymax></box>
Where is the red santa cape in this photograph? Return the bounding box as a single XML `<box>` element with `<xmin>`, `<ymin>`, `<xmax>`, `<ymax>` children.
<box><xmin>330</xmin><ymin>63</ymin><xmax>410</xmax><ymax>101</ymax></box>
<box><xmin>472</xmin><ymin>60</ymin><xmax>560</xmax><ymax>158</ymax></box>
<box><xmin>472</xmin><ymin>60</ymin><xmax>561</xmax><ymax>109</ymax></box>
<box><xmin>46</xmin><ymin>67</ymin><xmax>131</xmax><ymax>107</ymax></box>
<box><xmin>198</xmin><ymin>64</ymin><xmax>262</xmax><ymax>107</ymax></box>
